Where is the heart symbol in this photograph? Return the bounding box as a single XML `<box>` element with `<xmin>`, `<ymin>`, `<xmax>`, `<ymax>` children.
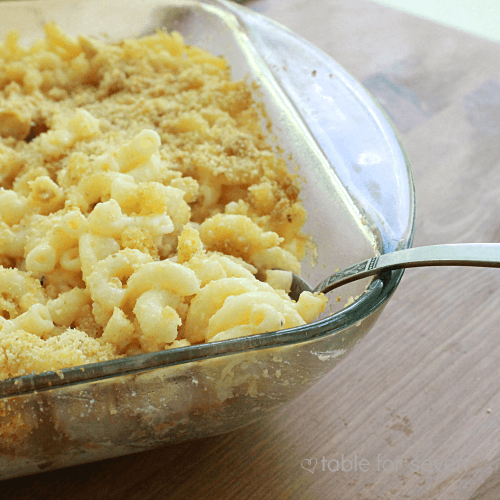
<box><xmin>301</xmin><ymin>458</ymin><xmax>318</xmax><ymax>474</ymax></box>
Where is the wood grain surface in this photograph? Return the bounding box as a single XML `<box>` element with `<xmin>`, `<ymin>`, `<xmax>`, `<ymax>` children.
<box><xmin>4</xmin><ymin>0</ymin><xmax>500</xmax><ymax>498</ymax></box>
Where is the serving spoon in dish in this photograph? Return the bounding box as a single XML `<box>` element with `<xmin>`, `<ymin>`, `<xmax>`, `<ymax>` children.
<box><xmin>286</xmin><ymin>243</ymin><xmax>500</xmax><ymax>301</ymax></box>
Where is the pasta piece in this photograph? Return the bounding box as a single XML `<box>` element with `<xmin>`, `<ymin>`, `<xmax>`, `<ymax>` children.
<box><xmin>0</xmin><ymin>303</ymin><xmax>54</xmax><ymax>337</ymax></box>
<box><xmin>184</xmin><ymin>277</ymin><xmax>259</xmax><ymax>343</ymax></box>
<box><xmin>133</xmin><ymin>289</ymin><xmax>182</xmax><ymax>351</ymax></box>
<box><xmin>86</xmin><ymin>248</ymin><xmax>153</xmax><ymax>319</ymax></box>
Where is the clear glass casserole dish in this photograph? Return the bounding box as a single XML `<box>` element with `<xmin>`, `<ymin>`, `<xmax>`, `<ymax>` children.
<box><xmin>0</xmin><ymin>0</ymin><xmax>415</xmax><ymax>480</ymax></box>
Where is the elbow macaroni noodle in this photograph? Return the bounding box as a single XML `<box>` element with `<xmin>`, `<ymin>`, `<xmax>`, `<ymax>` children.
<box><xmin>0</xmin><ymin>24</ymin><xmax>327</xmax><ymax>380</ymax></box>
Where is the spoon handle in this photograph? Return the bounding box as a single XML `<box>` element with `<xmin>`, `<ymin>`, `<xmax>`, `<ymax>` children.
<box><xmin>314</xmin><ymin>243</ymin><xmax>500</xmax><ymax>295</ymax></box>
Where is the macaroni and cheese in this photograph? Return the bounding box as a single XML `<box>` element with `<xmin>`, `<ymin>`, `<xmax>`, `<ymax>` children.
<box><xmin>0</xmin><ymin>25</ymin><xmax>327</xmax><ymax>380</ymax></box>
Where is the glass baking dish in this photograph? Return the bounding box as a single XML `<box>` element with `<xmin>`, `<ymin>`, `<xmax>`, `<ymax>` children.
<box><xmin>0</xmin><ymin>0</ymin><xmax>415</xmax><ymax>480</ymax></box>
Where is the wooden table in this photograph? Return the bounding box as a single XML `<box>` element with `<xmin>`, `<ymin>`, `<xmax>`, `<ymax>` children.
<box><xmin>5</xmin><ymin>0</ymin><xmax>500</xmax><ymax>498</ymax></box>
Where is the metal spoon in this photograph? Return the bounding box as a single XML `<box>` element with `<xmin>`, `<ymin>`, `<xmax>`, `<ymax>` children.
<box><xmin>288</xmin><ymin>243</ymin><xmax>500</xmax><ymax>300</ymax></box>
